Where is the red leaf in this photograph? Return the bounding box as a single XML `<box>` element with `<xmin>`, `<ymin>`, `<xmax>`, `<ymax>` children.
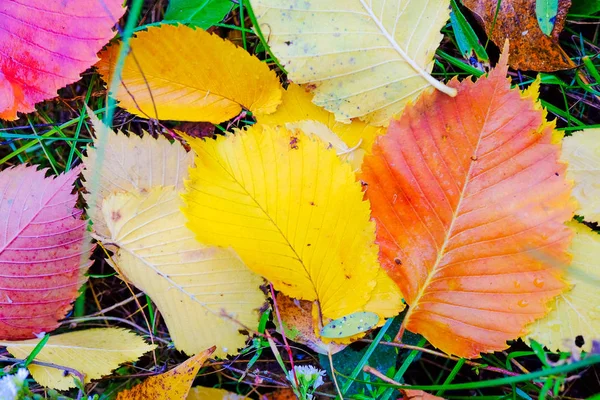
<box><xmin>361</xmin><ymin>47</ymin><xmax>575</xmax><ymax>357</ymax></box>
<box><xmin>0</xmin><ymin>0</ymin><xmax>125</xmax><ymax>120</ymax></box>
<box><xmin>0</xmin><ymin>166</ymin><xmax>92</xmax><ymax>339</ymax></box>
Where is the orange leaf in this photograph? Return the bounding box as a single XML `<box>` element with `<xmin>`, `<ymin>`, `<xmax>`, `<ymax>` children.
<box><xmin>360</xmin><ymin>45</ymin><xmax>575</xmax><ymax>358</ymax></box>
<box><xmin>402</xmin><ymin>389</ymin><xmax>445</xmax><ymax>400</ymax></box>
<box><xmin>0</xmin><ymin>0</ymin><xmax>125</xmax><ymax>120</ymax></box>
<box><xmin>116</xmin><ymin>347</ymin><xmax>215</xmax><ymax>400</ymax></box>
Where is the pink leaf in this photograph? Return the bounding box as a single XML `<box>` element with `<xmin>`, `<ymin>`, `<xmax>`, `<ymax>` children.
<box><xmin>0</xmin><ymin>0</ymin><xmax>126</xmax><ymax>120</ymax></box>
<box><xmin>0</xmin><ymin>165</ymin><xmax>92</xmax><ymax>339</ymax></box>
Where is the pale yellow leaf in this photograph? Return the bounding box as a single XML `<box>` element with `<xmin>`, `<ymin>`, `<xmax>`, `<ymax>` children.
<box><xmin>561</xmin><ymin>128</ymin><xmax>600</xmax><ymax>222</ymax></box>
<box><xmin>249</xmin><ymin>1</ymin><xmax>456</xmax><ymax>125</ymax></box>
<box><xmin>527</xmin><ymin>221</ymin><xmax>600</xmax><ymax>352</ymax></box>
<box><xmin>258</xmin><ymin>83</ymin><xmax>383</xmax><ymax>153</ymax></box>
<box><xmin>82</xmin><ymin>110</ymin><xmax>193</xmax><ymax>237</ymax></box>
<box><xmin>1</xmin><ymin>328</ymin><xmax>155</xmax><ymax>390</ymax></box>
<box><xmin>97</xmin><ymin>24</ymin><xmax>282</xmax><ymax>124</ymax></box>
<box><xmin>183</xmin><ymin>124</ymin><xmax>404</xmax><ymax>322</ymax></box>
<box><xmin>96</xmin><ymin>187</ymin><xmax>265</xmax><ymax>357</ymax></box>
<box><xmin>117</xmin><ymin>347</ymin><xmax>215</xmax><ymax>400</ymax></box>
<box><xmin>187</xmin><ymin>386</ymin><xmax>248</xmax><ymax>399</ymax></box>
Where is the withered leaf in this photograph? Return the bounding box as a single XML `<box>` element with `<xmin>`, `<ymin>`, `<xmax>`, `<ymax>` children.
<box><xmin>462</xmin><ymin>0</ymin><xmax>575</xmax><ymax>71</ymax></box>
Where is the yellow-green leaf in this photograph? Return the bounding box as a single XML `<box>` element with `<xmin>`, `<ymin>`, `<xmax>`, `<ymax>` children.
<box><xmin>117</xmin><ymin>347</ymin><xmax>215</xmax><ymax>399</ymax></box>
<box><xmin>82</xmin><ymin>110</ymin><xmax>193</xmax><ymax>237</ymax></box>
<box><xmin>183</xmin><ymin>124</ymin><xmax>403</xmax><ymax>322</ymax></box>
<box><xmin>258</xmin><ymin>83</ymin><xmax>383</xmax><ymax>154</ymax></box>
<box><xmin>560</xmin><ymin>128</ymin><xmax>600</xmax><ymax>222</ymax></box>
<box><xmin>2</xmin><ymin>328</ymin><xmax>155</xmax><ymax>390</ymax></box>
<box><xmin>95</xmin><ymin>187</ymin><xmax>265</xmax><ymax>357</ymax></box>
<box><xmin>249</xmin><ymin>1</ymin><xmax>456</xmax><ymax>125</ymax></box>
<box><xmin>97</xmin><ymin>24</ymin><xmax>282</xmax><ymax>124</ymax></box>
<box><xmin>527</xmin><ymin>221</ymin><xmax>600</xmax><ymax>352</ymax></box>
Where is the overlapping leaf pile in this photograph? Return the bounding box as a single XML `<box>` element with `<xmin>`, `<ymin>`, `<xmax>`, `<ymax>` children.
<box><xmin>0</xmin><ymin>0</ymin><xmax>599</xmax><ymax>397</ymax></box>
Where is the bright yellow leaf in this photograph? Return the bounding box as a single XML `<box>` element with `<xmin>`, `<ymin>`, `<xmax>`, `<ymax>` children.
<box><xmin>97</xmin><ymin>24</ymin><xmax>282</xmax><ymax>124</ymax></box>
<box><xmin>1</xmin><ymin>328</ymin><xmax>155</xmax><ymax>390</ymax></box>
<box><xmin>561</xmin><ymin>128</ymin><xmax>600</xmax><ymax>222</ymax></box>
<box><xmin>258</xmin><ymin>83</ymin><xmax>383</xmax><ymax>154</ymax></box>
<box><xmin>82</xmin><ymin>110</ymin><xmax>193</xmax><ymax>237</ymax></box>
<box><xmin>365</xmin><ymin>267</ymin><xmax>405</xmax><ymax>318</ymax></box>
<box><xmin>117</xmin><ymin>346</ymin><xmax>215</xmax><ymax>400</ymax></box>
<box><xmin>527</xmin><ymin>221</ymin><xmax>600</xmax><ymax>352</ymax></box>
<box><xmin>183</xmin><ymin>124</ymin><xmax>402</xmax><ymax>321</ymax></box>
<box><xmin>96</xmin><ymin>187</ymin><xmax>265</xmax><ymax>357</ymax></box>
<box><xmin>285</xmin><ymin>121</ymin><xmax>365</xmax><ymax>171</ymax></box>
<box><xmin>187</xmin><ymin>386</ymin><xmax>248</xmax><ymax>399</ymax></box>
<box><xmin>316</xmin><ymin>267</ymin><xmax>404</xmax><ymax>345</ymax></box>
<box><xmin>249</xmin><ymin>1</ymin><xmax>456</xmax><ymax>125</ymax></box>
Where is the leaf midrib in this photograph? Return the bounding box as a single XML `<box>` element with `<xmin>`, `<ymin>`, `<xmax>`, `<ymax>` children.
<box><xmin>0</xmin><ymin>171</ymin><xmax>75</xmax><ymax>255</ymax></box>
<box><xmin>406</xmin><ymin>78</ymin><xmax>500</xmax><ymax>318</ymax></box>
<box><xmin>358</xmin><ymin>0</ymin><xmax>457</xmax><ymax>96</ymax></box>
<box><xmin>92</xmin><ymin>189</ymin><xmax>237</xmax><ymax>320</ymax></box>
<box><xmin>202</xmin><ymin>137</ymin><xmax>319</xmax><ymax>299</ymax></box>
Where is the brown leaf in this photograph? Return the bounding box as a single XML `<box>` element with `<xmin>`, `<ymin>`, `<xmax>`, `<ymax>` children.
<box><xmin>275</xmin><ymin>293</ymin><xmax>345</xmax><ymax>355</ymax></box>
<box><xmin>176</xmin><ymin>122</ymin><xmax>215</xmax><ymax>139</ymax></box>
<box><xmin>402</xmin><ymin>389</ymin><xmax>445</xmax><ymax>400</ymax></box>
<box><xmin>462</xmin><ymin>0</ymin><xmax>575</xmax><ymax>71</ymax></box>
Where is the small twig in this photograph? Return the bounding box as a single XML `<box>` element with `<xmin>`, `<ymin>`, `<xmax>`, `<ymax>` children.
<box><xmin>362</xmin><ymin>340</ymin><xmax>544</xmax><ymax>389</ymax></box>
<box><xmin>327</xmin><ymin>349</ymin><xmax>343</xmax><ymax>400</ymax></box>
<box><xmin>0</xmin><ymin>356</ymin><xmax>85</xmax><ymax>399</ymax></box>
<box><xmin>223</xmin><ymin>365</ymin><xmax>289</xmax><ymax>387</ymax></box>
<box><xmin>63</xmin><ymin>316</ymin><xmax>171</xmax><ymax>345</ymax></box>
<box><xmin>269</xmin><ymin>283</ymin><xmax>298</xmax><ymax>387</ymax></box>
<box><xmin>503</xmin><ymin>350</ymin><xmax>531</xmax><ymax>374</ymax></box>
<box><xmin>364</xmin><ymin>365</ymin><xmax>404</xmax><ymax>386</ymax></box>
<box><xmin>96</xmin><ymin>242</ymin><xmax>158</xmax><ymax>363</ymax></box>
<box><xmin>87</xmin><ymin>292</ymin><xmax>146</xmax><ymax>317</ymax></box>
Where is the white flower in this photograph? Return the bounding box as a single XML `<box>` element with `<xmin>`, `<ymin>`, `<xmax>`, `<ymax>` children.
<box><xmin>0</xmin><ymin>368</ymin><xmax>28</xmax><ymax>400</ymax></box>
<box><xmin>286</xmin><ymin>365</ymin><xmax>327</xmax><ymax>400</ymax></box>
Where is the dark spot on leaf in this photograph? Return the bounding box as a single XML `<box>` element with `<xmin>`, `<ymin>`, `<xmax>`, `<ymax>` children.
<box><xmin>111</xmin><ymin>211</ymin><xmax>122</xmax><ymax>221</ymax></box>
<box><xmin>285</xmin><ymin>40</ymin><xmax>292</xmax><ymax>45</ymax></box>
<box><xmin>290</xmin><ymin>136</ymin><xmax>299</xmax><ymax>149</ymax></box>
<box><xmin>576</xmin><ymin>335</ymin><xmax>585</xmax><ymax>347</ymax></box>
<box><xmin>394</xmin><ymin>258</ymin><xmax>402</xmax><ymax>265</ymax></box>
<box><xmin>470</xmin><ymin>155</ymin><xmax>478</xmax><ymax>161</ymax></box>
<box><xmin>555</xmin><ymin>172</ymin><xmax>559</xmax><ymax>176</ymax></box>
